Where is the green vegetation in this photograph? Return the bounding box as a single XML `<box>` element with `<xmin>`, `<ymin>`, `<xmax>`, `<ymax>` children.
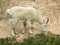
<box><xmin>0</xmin><ymin>33</ymin><xmax>60</xmax><ymax>45</ymax></box>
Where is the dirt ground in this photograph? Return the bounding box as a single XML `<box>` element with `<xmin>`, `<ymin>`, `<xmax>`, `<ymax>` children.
<box><xmin>0</xmin><ymin>0</ymin><xmax>60</xmax><ymax>40</ymax></box>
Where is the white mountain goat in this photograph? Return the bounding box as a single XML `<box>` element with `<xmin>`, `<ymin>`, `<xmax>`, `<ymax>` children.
<box><xmin>6</xmin><ymin>6</ymin><xmax>49</xmax><ymax>36</ymax></box>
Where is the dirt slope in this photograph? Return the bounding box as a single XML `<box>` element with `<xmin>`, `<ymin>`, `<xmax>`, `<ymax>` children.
<box><xmin>0</xmin><ymin>0</ymin><xmax>60</xmax><ymax>38</ymax></box>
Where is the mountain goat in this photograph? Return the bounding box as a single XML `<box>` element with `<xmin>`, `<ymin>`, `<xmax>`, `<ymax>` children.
<box><xmin>6</xmin><ymin>6</ymin><xmax>49</xmax><ymax>36</ymax></box>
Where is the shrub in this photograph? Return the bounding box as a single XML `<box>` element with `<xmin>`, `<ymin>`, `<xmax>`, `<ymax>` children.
<box><xmin>0</xmin><ymin>33</ymin><xmax>60</xmax><ymax>45</ymax></box>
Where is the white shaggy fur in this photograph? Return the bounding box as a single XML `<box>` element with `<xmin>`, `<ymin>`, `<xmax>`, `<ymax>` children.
<box><xmin>6</xmin><ymin>6</ymin><xmax>48</xmax><ymax>36</ymax></box>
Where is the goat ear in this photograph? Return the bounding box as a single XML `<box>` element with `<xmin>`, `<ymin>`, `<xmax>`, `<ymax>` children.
<box><xmin>45</xmin><ymin>18</ymin><xmax>49</xmax><ymax>24</ymax></box>
<box><xmin>42</xmin><ymin>17</ymin><xmax>49</xmax><ymax>24</ymax></box>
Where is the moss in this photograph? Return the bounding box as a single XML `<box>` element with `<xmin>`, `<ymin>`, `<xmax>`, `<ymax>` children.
<box><xmin>0</xmin><ymin>33</ymin><xmax>60</xmax><ymax>45</ymax></box>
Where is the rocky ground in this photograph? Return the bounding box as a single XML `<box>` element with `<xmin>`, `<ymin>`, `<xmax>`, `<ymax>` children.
<box><xmin>0</xmin><ymin>0</ymin><xmax>60</xmax><ymax>41</ymax></box>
